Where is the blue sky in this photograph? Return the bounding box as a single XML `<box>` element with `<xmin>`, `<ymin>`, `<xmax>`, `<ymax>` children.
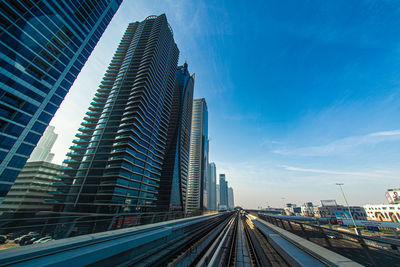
<box><xmin>51</xmin><ymin>0</ymin><xmax>400</xmax><ymax>208</ymax></box>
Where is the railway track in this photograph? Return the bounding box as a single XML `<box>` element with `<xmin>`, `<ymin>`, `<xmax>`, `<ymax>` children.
<box><xmin>0</xmin><ymin>211</ymin><xmax>362</xmax><ymax>266</ymax></box>
<box><xmin>164</xmin><ymin>211</ymin><xmax>360</xmax><ymax>267</ymax></box>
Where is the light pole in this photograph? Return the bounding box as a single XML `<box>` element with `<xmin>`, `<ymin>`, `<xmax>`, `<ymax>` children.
<box><xmin>336</xmin><ymin>183</ymin><xmax>359</xmax><ymax>235</ymax></box>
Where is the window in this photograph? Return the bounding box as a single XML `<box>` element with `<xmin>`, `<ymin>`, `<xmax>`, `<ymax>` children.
<box><xmin>16</xmin><ymin>143</ymin><xmax>34</xmax><ymax>156</ymax></box>
<box><xmin>0</xmin><ymin>135</ymin><xmax>16</xmax><ymax>149</ymax></box>
<box><xmin>1</xmin><ymin>92</ymin><xmax>24</xmax><ymax>108</ymax></box>
<box><xmin>4</xmin><ymin>123</ymin><xmax>23</xmax><ymax>137</ymax></box>
<box><xmin>7</xmin><ymin>155</ymin><xmax>27</xmax><ymax>169</ymax></box>
<box><xmin>24</xmin><ymin>132</ymin><xmax>41</xmax><ymax>144</ymax></box>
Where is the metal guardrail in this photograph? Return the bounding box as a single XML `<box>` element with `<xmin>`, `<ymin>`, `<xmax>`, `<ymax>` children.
<box><xmin>247</xmin><ymin>213</ymin><xmax>362</xmax><ymax>267</ymax></box>
<box><xmin>256</xmin><ymin>213</ymin><xmax>400</xmax><ymax>266</ymax></box>
<box><xmin>0</xmin><ymin>210</ymin><xmax>187</xmax><ymax>239</ymax></box>
<box><xmin>0</xmin><ymin>212</ymin><xmax>229</xmax><ymax>266</ymax></box>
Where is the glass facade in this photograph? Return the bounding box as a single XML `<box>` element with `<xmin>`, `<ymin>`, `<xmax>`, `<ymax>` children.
<box><xmin>54</xmin><ymin>14</ymin><xmax>180</xmax><ymax>216</ymax></box>
<box><xmin>185</xmin><ymin>98</ymin><xmax>208</xmax><ymax>214</ymax></box>
<box><xmin>0</xmin><ymin>0</ymin><xmax>122</xmax><ymax>200</ymax></box>
<box><xmin>208</xmin><ymin>162</ymin><xmax>216</xmax><ymax>210</ymax></box>
<box><xmin>157</xmin><ymin>63</ymin><xmax>194</xmax><ymax>211</ymax></box>
<box><xmin>219</xmin><ymin>174</ymin><xmax>228</xmax><ymax>208</ymax></box>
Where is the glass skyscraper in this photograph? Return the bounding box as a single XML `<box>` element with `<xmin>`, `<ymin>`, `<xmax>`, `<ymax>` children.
<box><xmin>157</xmin><ymin>63</ymin><xmax>194</xmax><ymax>211</ymax></box>
<box><xmin>0</xmin><ymin>0</ymin><xmax>122</xmax><ymax>200</ymax></box>
<box><xmin>54</xmin><ymin>14</ymin><xmax>180</xmax><ymax>216</ymax></box>
<box><xmin>186</xmin><ymin>98</ymin><xmax>208</xmax><ymax>214</ymax></box>
<box><xmin>208</xmin><ymin>162</ymin><xmax>216</xmax><ymax>210</ymax></box>
<box><xmin>219</xmin><ymin>174</ymin><xmax>228</xmax><ymax>209</ymax></box>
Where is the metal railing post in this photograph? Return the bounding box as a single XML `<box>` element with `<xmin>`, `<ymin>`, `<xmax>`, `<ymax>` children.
<box><xmin>299</xmin><ymin>223</ymin><xmax>310</xmax><ymax>240</ymax></box>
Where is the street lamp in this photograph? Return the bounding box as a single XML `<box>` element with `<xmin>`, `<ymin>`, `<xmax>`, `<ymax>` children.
<box><xmin>336</xmin><ymin>183</ymin><xmax>359</xmax><ymax>235</ymax></box>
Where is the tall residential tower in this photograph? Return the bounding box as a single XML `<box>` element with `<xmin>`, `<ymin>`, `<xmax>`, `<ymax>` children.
<box><xmin>208</xmin><ymin>162</ymin><xmax>216</xmax><ymax>210</ymax></box>
<box><xmin>157</xmin><ymin>63</ymin><xmax>194</xmax><ymax>211</ymax></box>
<box><xmin>54</xmin><ymin>15</ymin><xmax>179</xmax><ymax>218</ymax></box>
<box><xmin>219</xmin><ymin>174</ymin><xmax>228</xmax><ymax>209</ymax></box>
<box><xmin>185</xmin><ymin>98</ymin><xmax>208</xmax><ymax>214</ymax></box>
<box><xmin>0</xmin><ymin>0</ymin><xmax>122</xmax><ymax>200</ymax></box>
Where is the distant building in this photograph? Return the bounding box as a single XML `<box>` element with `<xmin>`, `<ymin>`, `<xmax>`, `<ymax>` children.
<box><xmin>0</xmin><ymin>161</ymin><xmax>62</xmax><ymax>215</ymax></box>
<box><xmin>314</xmin><ymin>204</ymin><xmax>367</xmax><ymax>220</ymax></box>
<box><xmin>28</xmin><ymin>125</ymin><xmax>57</xmax><ymax>162</ymax></box>
<box><xmin>186</xmin><ymin>99</ymin><xmax>208</xmax><ymax>214</ymax></box>
<box><xmin>0</xmin><ymin>0</ymin><xmax>122</xmax><ymax>200</ymax></box>
<box><xmin>219</xmin><ymin>174</ymin><xmax>228</xmax><ymax>209</ymax></box>
<box><xmin>364</xmin><ymin>204</ymin><xmax>400</xmax><ymax>223</ymax></box>
<box><xmin>208</xmin><ymin>163</ymin><xmax>217</xmax><ymax>210</ymax></box>
<box><xmin>216</xmin><ymin>184</ymin><xmax>220</xmax><ymax>208</ymax></box>
<box><xmin>228</xmin><ymin>187</ymin><xmax>234</xmax><ymax>209</ymax></box>
<box><xmin>301</xmin><ymin>202</ymin><xmax>314</xmax><ymax>217</ymax></box>
<box><xmin>364</xmin><ymin>189</ymin><xmax>400</xmax><ymax>223</ymax></box>
<box><xmin>284</xmin><ymin>203</ymin><xmax>301</xmax><ymax>216</ymax></box>
<box><xmin>0</xmin><ymin>126</ymin><xmax>61</xmax><ymax>214</ymax></box>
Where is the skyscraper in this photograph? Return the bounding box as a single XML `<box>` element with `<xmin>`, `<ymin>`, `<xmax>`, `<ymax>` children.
<box><xmin>28</xmin><ymin>125</ymin><xmax>57</xmax><ymax>162</ymax></box>
<box><xmin>208</xmin><ymin>162</ymin><xmax>216</xmax><ymax>210</ymax></box>
<box><xmin>228</xmin><ymin>187</ymin><xmax>234</xmax><ymax>209</ymax></box>
<box><xmin>219</xmin><ymin>174</ymin><xmax>228</xmax><ymax>209</ymax></box>
<box><xmin>185</xmin><ymin>98</ymin><xmax>208</xmax><ymax>214</ymax></box>
<box><xmin>0</xmin><ymin>0</ymin><xmax>122</xmax><ymax>200</ymax></box>
<box><xmin>157</xmin><ymin>63</ymin><xmax>194</xmax><ymax>211</ymax></box>
<box><xmin>216</xmin><ymin>184</ymin><xmax>220</xmax><ymax>209</ymax></box>
<box><xmin>54</xmin><ymin>15</ymin><xmax>179</xmax><ymax>218</ymax></box>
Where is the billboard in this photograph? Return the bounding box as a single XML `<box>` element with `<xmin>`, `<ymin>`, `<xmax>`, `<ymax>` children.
<box><xmin>335</xmin><ymin>211</ymin><xmax>352</xmax><ymax>220</ymax></box>
<box><xmin>385</xmin><ymin>190</ymin><xmax>400</xmax><ymax>204</ymax></box>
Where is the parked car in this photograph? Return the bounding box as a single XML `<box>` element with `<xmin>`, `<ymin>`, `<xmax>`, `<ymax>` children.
<box><xmin>39</xmin><ymin>238</ymin><xmax>54</xmax><ymax>243</ymax></box>
<box><xmin>14</xmin><ymin>234</ymin><xmax>30</xmax><ymax>244</ymax></box>
<box><xmin>26</xmin><ymin>236</ymin><xmax>44</xmax><ymax>246</ymax></box>
<box><xmin>33</xmin><ymin>236</ymin><xmax>52</xmax><ymax>244</ymax></box>
<box><xmin>18</xmin><ymin>233</ymin><xmax>38</xmax><ymax>245</ymax></box>
<box><xmin>0</xmin><ymin>236</ymin><xmax>6</xmax><ymax>244</ymax></box>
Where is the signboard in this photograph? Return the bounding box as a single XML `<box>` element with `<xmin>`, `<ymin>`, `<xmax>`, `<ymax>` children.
<box><xmin>385</xmin><ymin>190</ymin><xmax>400</xmax><ymax>204</ymax></box>
<box><xmin>335</xmin><ymin>211</ymin><xmax>352</xmax><ymax>220</ymax></box>
<box><xmin>340</xmin><ymin>219</ymin><xmax>400</xmax><ymax>228</ymax></box>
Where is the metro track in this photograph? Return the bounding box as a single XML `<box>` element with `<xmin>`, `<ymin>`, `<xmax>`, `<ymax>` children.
<box><xmin>0</xmin><ymin>211</ymin><xmax>362</xmax><ymax>266</ymax></box>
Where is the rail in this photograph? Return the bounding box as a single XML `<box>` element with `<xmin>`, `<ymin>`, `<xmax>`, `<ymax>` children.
<box><xmin>257</xmin><ymin>213</ymin><xmax>400</xmax><ymax>266</ymax></box>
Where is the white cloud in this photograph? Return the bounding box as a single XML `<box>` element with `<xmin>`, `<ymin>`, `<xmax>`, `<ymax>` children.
<box><xmin>273</xmin><ymin>129</ymin><xmax>400</xmax><ymax>156</ymax></box>
<box><xmin>280</xmin><ymin>165</ymin><xmax>380</xmax><ymax>178</ymax></box>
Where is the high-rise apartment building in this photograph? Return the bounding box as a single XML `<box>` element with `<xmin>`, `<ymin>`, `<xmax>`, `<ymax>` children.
<box><xmin>228</xmin><ymin>186</ymin><xmax>234</xmax><ymax>209</ymax></box>
<box><xmin>208</xmin><ymin>162</ymin><xmax>216</xmax><ymax>210</ymax></box>
<box><xmin>0</xmin><ymin>0</ymin><xmax>122</xmax><ymax>200</ymax></box>
<box><xmin>0</xmin><ymin>125</ymin><xmax>62</xmax><ymax>214</ymax></box>
<box><xmin>157</xmin><ymin>63</ymin><xmax>194</xmax><ymax>211</ymax></box>
<box><xmin>185</xmin><ymin>98</ymin><xmax>208</xmax><ymax>214</ymax></box>
<box><xmin>216</xmin><ymin>184</ymin><xmax>220</xmax><ymax>209</ymax></box>
<box><xmin>54</xmin><ymin>15</ymin><xmax>179</xmax><ymax>218</ymax></box>
<box><xmin>219</xmin><ymin>174</ymin><xmax>228</xmax><ymax>209</ymax></box>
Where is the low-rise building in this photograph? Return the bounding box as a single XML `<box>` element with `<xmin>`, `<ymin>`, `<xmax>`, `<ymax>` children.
<box><xmin>364</xmin><ymin>204</ymin><xmax>400</xmax><ymax>223</ymax></box>
<box><xmin>284</xmin><ymin>203</ymin><xmax>301</xmax><ymax>216</ymax></box>
<box><xmin>301</xmin><ymin>202</ymin><xmax>314</xmax><ymax>217</ymax></box>
<box><xmin>313</xmin><ymin>200</ymin><xmax>367</xmax><ymax>220</ymax></box>
<box><xmin>364</xmin><ymin>188</ymin><xmax>400</xmax><ymax>223</ymax></box>
<box><xmin>0</xmin><ymin>161</ymin><xmax>62</xmax><ymax>215</ymax></box>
